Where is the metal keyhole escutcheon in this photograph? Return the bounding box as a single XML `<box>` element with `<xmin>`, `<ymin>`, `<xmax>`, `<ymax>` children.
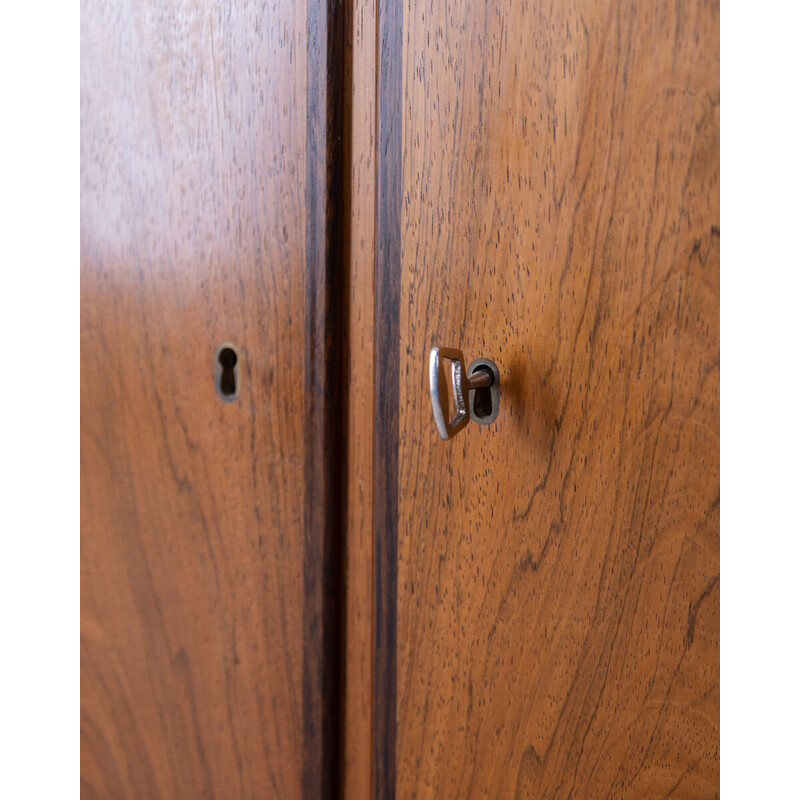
<box><xmin>215</xmin><ymin>344</ymin><xmax>240</xmax><ymax>401</ymax></box>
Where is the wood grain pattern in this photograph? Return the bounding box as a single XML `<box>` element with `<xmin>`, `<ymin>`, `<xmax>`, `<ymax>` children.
<box><xmin>344</xmin><ymin>0</ymin><xmax>377</xmax><ymax>796</ymax></box>
<box><xmin>81</xmin><ymin>1</ymin><xmax>316</xmax><ymax>797</ymax></box>
<box><xmin>373</xmin><ymin>0</ymin><xmax>404</xmax><ymax>796</ymax></box>
<box><xmin>391</xmin><ymin>0</ymin><xmax>720</xmax><ymax>797</ymax></box>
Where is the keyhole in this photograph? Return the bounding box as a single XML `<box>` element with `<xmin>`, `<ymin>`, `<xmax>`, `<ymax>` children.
<box><xmin>215</xmin><ymin>345</ymin><xmax>239</xmax><ymax>401</ymax></box>
<box><xmin>471</xmin><ymin>366</ymin><xmax>494</xmax><ymax>420</ymax></box>
<box><xmin>467</xmin><ymin>358</ymin><xmax>500</xmax><ymax>426</ymax></box>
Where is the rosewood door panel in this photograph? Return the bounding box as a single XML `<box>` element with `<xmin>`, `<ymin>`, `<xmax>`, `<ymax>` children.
<box><xmin>80</xmin><ymin>1</ymin><xmax>326</xmax><ymax>797</ymax></box>
<box><xmin>376</xmin><ymin>0</ymin><xmax>720</xmax><ymax>797</ymax></box>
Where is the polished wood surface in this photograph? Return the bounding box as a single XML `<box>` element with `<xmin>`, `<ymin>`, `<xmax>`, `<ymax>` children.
<box><xmin>344</xmin><ymin>0</ymin><xmax>377</xmax><ymax>796</ymax></box>
<box><xmin>81</xmin><ymin>1</ymin><xmax>312</xmax><ymax>796</ymax></box>
<box><xmin>383</xmin><ymin>0</ymin><xmax>720</xmax><ymax>797</ymax></box>
<box><xmin>82</xmin><ymin>0</ymin><xmax>719</xmax><ymax>794</ymax></box>
<box><xmin>373</xmin><ymin>0</ymin><xmax>404</xmax><ymax>794</ymax></box>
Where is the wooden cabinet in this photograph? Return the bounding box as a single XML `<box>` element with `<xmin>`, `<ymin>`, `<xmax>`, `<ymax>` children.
<box><xmin>81</xmin><ymin>0</ymin><xmax>719</xmax><ymax>797</ymax></box>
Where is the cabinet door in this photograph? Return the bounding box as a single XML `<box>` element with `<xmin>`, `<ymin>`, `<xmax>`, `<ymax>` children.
<box><xmin>80</xmin><ymin>1</ymin><xmax>340</xmax><ymax>797</ymax></box>
<box><xmin>374</xmin><ymin>1</ymin><xmax>719</xmax><ymax>797</ymax></box>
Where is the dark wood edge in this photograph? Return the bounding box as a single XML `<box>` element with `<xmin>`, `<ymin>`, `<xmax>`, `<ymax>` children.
<box><xmin>304</xmin><ymin>0</ymin><xmax>352</xmax><ymax>797</ymax></box>
<box><xmin>373</xmin><ymin>0</ymin><xmax>402</xmax><ymax>797</ymax></box>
